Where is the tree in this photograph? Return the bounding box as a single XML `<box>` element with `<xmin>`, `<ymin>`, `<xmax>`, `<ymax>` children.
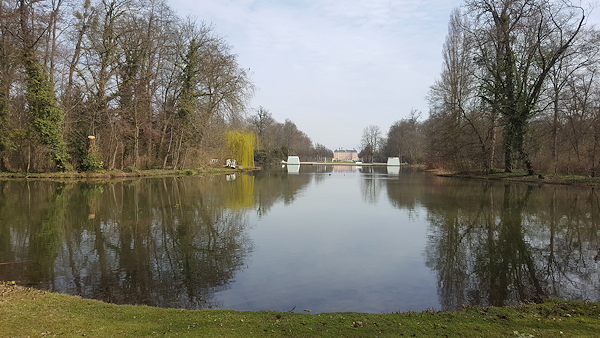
<box><xmin>360</xmin><ymin>125</ymin><xmax>381</xmax><ymax>163</ymax></box>
<box><xmin>312</xmin><ymin>143</ymin><xmax>333</xmax><ymax>162</ymax></box>
<box><xmin>194</xmin><ymin>35</ymin><xmax>254</xmax><ymax>145</ymax></box>
<box><xmin>465</xmin><ymin>0</ymin><xmax>585</xmax><ymax>174</ymax></box>
<box><xmin>248</xmin><ymin>107</ymin><xmax>278</xmax><ymax>164</ymax></box>
<box><xmin>0</xmin><ymin>1</ymin><xmax>20</xmax><ymax>167</ymax></box>
<box><xmin>542</xmin><ymin>28</ymin><xmax>600</xmax><ymax>173</ymax></box>
<box><xmin>248</xmin><ymin>110</ymin><xmax>322</xmax><ymax>164</ymax></box>
<box><xmin>248</xmin><ymin>106</ymin><xmax>275</xmax><ymax>148</ymax></box>
<box><xmin>0</xmin><ymin>0</ymin><xmax>262</xmax><ymax>172</ymax></box>
<box><xmin>19</xmin><ymin>0</ymin><xmax>70</xmax><ymax>171</ymax></box>
<box><xmin>74</xmin><ymin>0</ymin><xmax>128</xmax><ymax>170</ymax></box>
<box><xmin>171</xmin><ymin>35</ymin><xmax>209</xmax><ymax>168</ymax></box>
<box><xmin>226</xmin><ymin>130</ymin><xmax>256</xmax><ymax>168</ymax></box>
<box><xmin>428</xmin><ymin>8</ymin><xmax>500</xmax><ymax>173</ymax></box>
<box><xmin>386</xmin><ymin>110</ymin><xmax>424</xmax><ymax>164</ymax></box>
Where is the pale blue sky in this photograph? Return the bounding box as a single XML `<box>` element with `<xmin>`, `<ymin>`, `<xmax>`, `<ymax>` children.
<box><xmin>168</xmin><ymin>0</ymin><xmax>599</xmax><ymax>150</ymax></box>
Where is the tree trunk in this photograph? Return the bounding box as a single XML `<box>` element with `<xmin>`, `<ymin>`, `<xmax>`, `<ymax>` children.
<box><xmin>488</xmin><ymin>116</ymin><xmax>498</xmax><ymax>174</ymax></box>
<box><xmin>163</xmin><ymin>126</ymin><xmax>173</xmax><ymax>169</ymax></box>
<box><xmin>551</xmin><ymin>90</ymin><xmax>560</xmax><ymax>174</ymax></box>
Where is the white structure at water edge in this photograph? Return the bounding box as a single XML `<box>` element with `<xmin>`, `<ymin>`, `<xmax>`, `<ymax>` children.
<box><xmin>387</xmin><ymin>157</ymin><xmax>400</xmax><ymax>166</ymax></box>
<box><xmin>287</xmin><ymin>156</ymin><xmax>300</xmax><ymax>165</ymax></box>
<box><xmin>226</xmin><ymin>159</ymin><xmax>237</xmax><ymax>168</ymax></box>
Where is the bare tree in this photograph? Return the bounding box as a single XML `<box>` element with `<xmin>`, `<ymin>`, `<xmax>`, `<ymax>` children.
<box><xmin>465</xmin><ymin>0</ymin><xmax>585</xmax><ymax>174</ymax></box>
<box><xmin>428</xmin><ymin>8</ymin><xmax>500</xmax><ymax>173</ymax></box>
<box><xmin>248</xmin><ymin>105</ymin><xmax>278</xmax><ymax>154</ymax></box>
<box><xmin>312</xmin><ymin>143</ymin><xmax>333</xmax><ymax>162</ymax></box>
<box><xmin>426</xmin><ymin>1</ymin><xmax>591</xmax><ymax>175</ymax></box>
<box><xmin>360</xmin><ymin>125</ymin><xmax>381</xmax><ymax>163</ymax></box>
<box><xmin>542</xmin><ymin>28</ymin><xmax>600</xmax><ymax>173</ymax></box>
<box><xmin>386</xmin><ymin>110</ymin><xmax>424</xmax><ymax>164</ymax></box>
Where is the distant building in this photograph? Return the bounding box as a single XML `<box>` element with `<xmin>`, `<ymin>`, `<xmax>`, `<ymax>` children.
<box><xmin>333</xmin><ymin>149</ymin><xmax>359</xmax><ymax>162</ymax></box>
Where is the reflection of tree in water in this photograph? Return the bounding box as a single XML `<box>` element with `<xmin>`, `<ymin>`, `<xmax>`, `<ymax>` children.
<box><xmin>360</xmin><ymin>166</ymin><xmax>426</xmax><ymax>205</ymax></box>
<box><xmin>311</xmin><ymin>165</ymin><xmax>333</xmax><ymax>184</ymax></box>
<box><xmin>529</xmin><ymin>187</ymin><xmax>600</xmax><ymax>302</ymax></box>
<box><xmin>0</xmin><ymin>181</ymin><xmax>70</xmax><ymax>286</ymax></box>
<box><xmin>385</xmin><ymin>167</ymin><xmax>431</xmax><ymax>214</ymax></box>
<box><xmin>0</xmin><ymin>177</ymin><xmax>254</xmax><ymax>309</ymax></box>
<box><xmin>27</xmin><ymin>184</ymin><xmax>69</xmax><ymax>285</ymax></box>
<box><xmin>473</xmin><ymin>185</ymin><xmax>545</xmax><ymax>307</ymax></box>
<box><xmin>386</xmin><ymin>176</ymin><xmax>600</xmax><ymax>310</ymax></box>
<box><xmin>251</xmin><ymin>169</ymin><xmax>312</xmax><ymax>218</ymax></box>
<box><xmin>360</xmin><ymin>175</ymin><xmax>383</xmax><ymax>204</ymax></box>
<box><xmin>358</xmin><ymin>166</ymin><xmax>390</xmax><ymax>204</ymax></box>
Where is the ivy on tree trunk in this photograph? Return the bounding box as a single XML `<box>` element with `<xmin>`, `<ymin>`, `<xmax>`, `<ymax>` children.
<box><xmin>23</xmin><ymin>51</ymin><xmax>70</xmax><ymax>171</ymax></box>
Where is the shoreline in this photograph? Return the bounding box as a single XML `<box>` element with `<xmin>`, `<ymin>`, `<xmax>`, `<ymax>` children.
<box><xmin>1</xmin><ymin>283</ymin><xmax>598</xmax><ymax>337</ymax></box>
<box><xmin>0</xmin><ymin>167</ymin><xmax>257</xmax><ymax>181</ymax></box>
<box><xmin>429</xmin><ymin>168</ymin><xmax>600</xmax><ymax>188</ymax></box>
<box><xmin>4</xmin><ymin>165</ymin><xmax>599</xmax><ymax>188</ymax></box>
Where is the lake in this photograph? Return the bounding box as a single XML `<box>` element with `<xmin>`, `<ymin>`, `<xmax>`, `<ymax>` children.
<box><xmin>0</xmin><ymin>165</ymin><xmax>598</xmax><ymax>313</ymax></box>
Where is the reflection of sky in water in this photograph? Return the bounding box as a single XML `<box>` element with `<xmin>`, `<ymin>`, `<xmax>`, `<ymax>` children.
<box><xmin>217</xmin><ymin>167</ymin><xmax>437</xmax><ymax>313</ymax></box>
<box><xmin>2</xmin><ymin>166</ymin><xmax>599</xmax><ymax>313</ymax></box>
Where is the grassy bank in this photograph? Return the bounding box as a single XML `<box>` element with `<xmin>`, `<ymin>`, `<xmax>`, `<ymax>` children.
<box><xmin>0</xmin><ymin>167</ymin><xmax>256</xmax><ymax>181</ymax></box>
<box><xmin>1</xmin><ymin>283</ymin><xmax>599</xmax><ymax>337</ymax></box>
<box><xmin>435</xmin><ymin>169</ymin><xmax>600</xmax><ymax>188</ymax></box>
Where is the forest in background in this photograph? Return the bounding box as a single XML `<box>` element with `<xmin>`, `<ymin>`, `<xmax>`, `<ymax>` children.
<box><xmin>6</xmin><ymin>0</ymin><xmax>598</xmax><ymax>175</ymax></box>
<box><xmin>361</xmin><ymin>0</ymin><xmax>600</xmax><ymax>177</ymax></box>
<box><xmin>0</xmin><ymin>0</ymin><xmax>331</xmax><ymax>173</ymax></box>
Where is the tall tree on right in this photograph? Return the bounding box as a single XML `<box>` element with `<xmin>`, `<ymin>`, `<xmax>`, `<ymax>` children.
<box><xmin>465</xmin><ymin>0</ymin><xmax>586</xmax><ymax>174</ymax></box>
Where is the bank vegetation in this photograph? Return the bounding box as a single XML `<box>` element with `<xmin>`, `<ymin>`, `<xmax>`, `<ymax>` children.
<box><xmin>363</xmin><ymin>0</ymin><xmax>600</xmax><ymax>180</ymax></box>
<box><xmin>0</xmin><ymin>0</ymin><xmax>332</xmax><ymax>174</ymax></box>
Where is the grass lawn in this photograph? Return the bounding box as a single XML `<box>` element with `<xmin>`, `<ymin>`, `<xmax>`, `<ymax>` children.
<box><xmin>1</xmin><ymin>283</ymin><xmax>599</xmax><ymax>337</ymax></box>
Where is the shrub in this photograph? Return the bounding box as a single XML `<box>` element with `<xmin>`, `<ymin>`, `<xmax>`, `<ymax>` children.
<box><xmin>124</xmin><ymin>166</ymin><xmax>139</xmax><ymax>173</ymax></box>
<box><xmin>80</xmin><ymin>145</ymin><xmax>103</xmax><ymax>171</ymax></box>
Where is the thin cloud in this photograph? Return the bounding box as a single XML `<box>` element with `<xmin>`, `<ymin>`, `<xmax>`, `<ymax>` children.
<box><xmin>168</xmin><ymin>0</ymin><xmax>599</xmax><ymax>149</ymax></box>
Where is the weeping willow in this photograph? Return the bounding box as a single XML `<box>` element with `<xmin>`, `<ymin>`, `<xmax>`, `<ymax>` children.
<box><xmin>226</xmin><ymin>131</ymin><xmax>257</xmax><ymax>168</ymax></box>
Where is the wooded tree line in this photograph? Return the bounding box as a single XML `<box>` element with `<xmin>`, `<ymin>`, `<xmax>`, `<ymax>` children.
<box><xmin>0</xmin><ymin>0</ymin><xmax>331</xmax><ymax>172</ymax></box>
<box><xmin>359</xmin><ymin>110</ymin><xmax>424</xmax><ymax>164</ymax></box>
<box><xmin>248</xmin><ymin>106</ymin><xmax>333</xmax><ymax>164</ymax></box>
<box><xmin>428</xmin><ymin>0</ymin><xmax>600</xmax><ymax>175</ymax></box>
<box><xmin>367</xmin><ymin>0</ymin><xmax>600</xmax><ymax>176</ymax></box>
<box><xmin>0</xmin><ymin>0</ymin><xmax>264</xmax><ymax>172</ymax></box>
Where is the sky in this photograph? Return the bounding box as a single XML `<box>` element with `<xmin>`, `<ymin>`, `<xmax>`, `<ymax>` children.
<box><xmin>168</xmin><ymin>0</ymin><xmax>599</xmax><ymax>151</ymax></box>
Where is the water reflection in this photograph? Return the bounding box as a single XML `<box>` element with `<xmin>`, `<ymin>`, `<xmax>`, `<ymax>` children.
<box><xmin>360</xmin><ymin>173</ymin><xmax>384</xmax><ymax>204</ymax></box>
<box><xmin>387</xmin><ymin>166</ymin><xmax>400</xmax><ymax>176</ymax></box>
<box><xmin>332</xmin><ymin>165</ymin><xmax>356</xmax><ymax>173</ymax></box>
<box><xmin>384</xmin><ymin>175</ymin><xmax>600</xmax><ymax>310</ymax></box>
<box><xmin>1</xmin><ymin>168</ymin><xmax>599</xmax><ymax>312</ymax></box>
<box><xmin>286</xmin><ymin>164</ymin><xmax>300</xmax><ymax>174</ymax></box>
<box><xmin>0</xmin><ymin>178</ymin><xmax>254</xmax><ymax>309</ymax></box>
<box><xmin>252</xmin><ymin>167</ymin><xmax>312</xmax><ymax>217</ymax></box>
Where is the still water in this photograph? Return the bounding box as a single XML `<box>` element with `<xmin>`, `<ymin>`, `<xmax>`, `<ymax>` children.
<box><xmin>1</xmin><ymin>166</ymin><xmax>599</xmax><ymax>313</ymax></box>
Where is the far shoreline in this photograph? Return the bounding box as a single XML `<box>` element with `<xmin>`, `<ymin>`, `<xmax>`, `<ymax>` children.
<box><xmin>0</xmin><ymin>167</ymin><xmax>257</xmax><ymax>181</ymax></box>
<box><xmin>430</xmin><ymin>168</ymin><xmax>600</xmax><ymax>188</ymax></box>
<box><xmin>2</xmin><ymin>165</ymin><xmax>600</xmax><ymax>188</ymax></box>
